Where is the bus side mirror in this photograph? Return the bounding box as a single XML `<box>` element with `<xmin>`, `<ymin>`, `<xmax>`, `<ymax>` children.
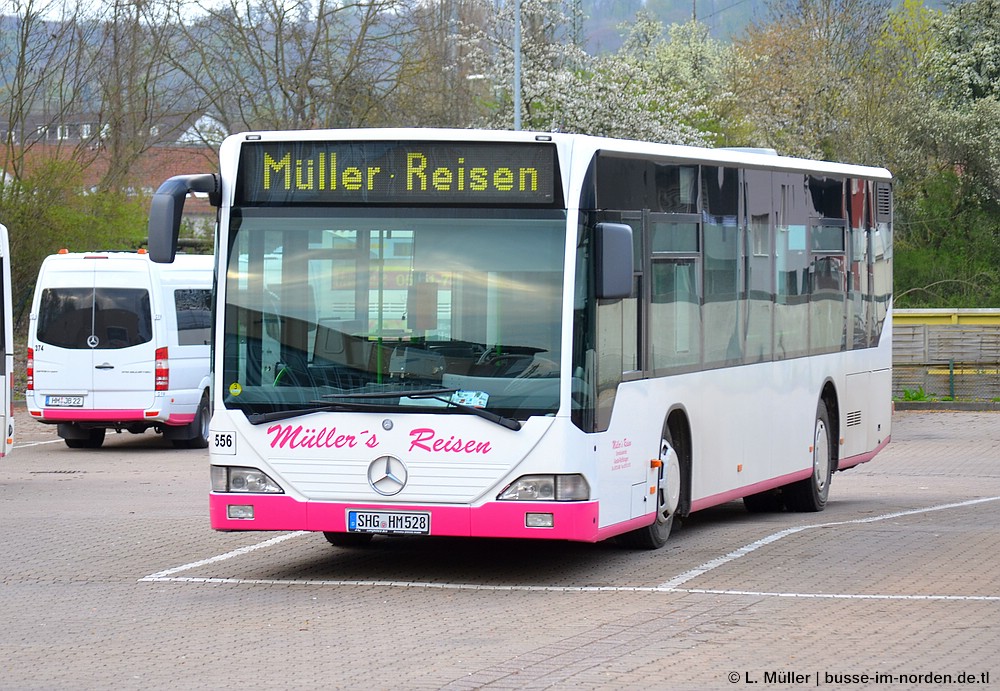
<box><xmin>594</xmin><ymin>222</ymin><xmax>634</xmax><ymax>300</ymax></box>
<box><xmin>148</xmin><ymin>174</ymin><xmax>220</xmax><ymax>263</ymax></box>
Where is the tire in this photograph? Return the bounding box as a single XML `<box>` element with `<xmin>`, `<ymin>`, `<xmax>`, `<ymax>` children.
<box><xmin>184</xmin><ymin>394</ymin><xmax>211</xmax><ymax>449</ymax></box>
<box><xmin>323</xmin><ymin>531</ymin><xmax>374</xmax><ymax>547</ymax></box>
<box><xmin>617</xmin><ymin>429</ymin><xmax>683</xmax><ymax>549</ymax></box>
<box><xmin>784</xmin><ymin>401</ymin><xmax>833</xmax><ymax>512</ymax></box>
<box><xmin>65</xmin><ymin>428</ymin><xmax>106</xmax><ymax>449</ymax></box>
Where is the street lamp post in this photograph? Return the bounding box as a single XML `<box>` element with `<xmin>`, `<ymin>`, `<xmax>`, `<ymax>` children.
<box><xmin>513</xmin><ymin>0</ymin><xmax>521</xmax><ymax>130</ymax></box>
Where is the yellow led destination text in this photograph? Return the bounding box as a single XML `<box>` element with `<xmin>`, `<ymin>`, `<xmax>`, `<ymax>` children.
<box><xmin>263</xmin><ymin>152</ymin><xmax>377</xmax><ymax>192</ymax></box>
<box><xmin>405</xmin><ymin>153</ymin><xmax>538</xmax><ymax>193</ymax></box>
<box><xmin>260</xmin><ymin>151</ymin><xmax>541</xmax><ymax>195</ymax></box>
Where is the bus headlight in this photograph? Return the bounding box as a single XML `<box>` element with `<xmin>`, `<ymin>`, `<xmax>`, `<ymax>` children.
<box><xmin>498</xmin><ymin>474</ymin><xmax>590</xmax><ymax>501</ymax></box>
<box><xmin>211</xmin><ymin>466</ymin><xmax>283</xmax><ymax>493</ymax></box>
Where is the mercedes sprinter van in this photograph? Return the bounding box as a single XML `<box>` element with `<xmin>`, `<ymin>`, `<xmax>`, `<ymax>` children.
<box><xmin>27</xmin><ymin>250</ymin><xmax>213</xmax><ymax>449</ymax></box>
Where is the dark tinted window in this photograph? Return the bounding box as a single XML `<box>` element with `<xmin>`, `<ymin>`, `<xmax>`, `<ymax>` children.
<box><xmin>175</xmin><ymin>289</ymin><xmax>212</xmax><ymax>345</ymax></box>
<box><xmin>37</xmin><ymin>288</ymin><xmax>152</xmax><ymax>349</ymax></box>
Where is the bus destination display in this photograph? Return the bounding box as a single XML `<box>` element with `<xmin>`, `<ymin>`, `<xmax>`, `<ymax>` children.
<box><xmin>236</xmin><ymin>140</ymin><xmax>560</xmax><ymax>206</ymax></box>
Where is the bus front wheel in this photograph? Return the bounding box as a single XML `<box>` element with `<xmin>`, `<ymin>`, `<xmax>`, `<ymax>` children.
<box><xmin>617</xmin><ymin>429</ymin><xmax>683</xmax><ymax>549</ymax></box>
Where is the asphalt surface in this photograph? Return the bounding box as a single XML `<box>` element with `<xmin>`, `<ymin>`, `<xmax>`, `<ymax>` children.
<box><xmin>2</xmin><ymin>407</ymin><xmax>998</xmax><ymax>690</ymax></box>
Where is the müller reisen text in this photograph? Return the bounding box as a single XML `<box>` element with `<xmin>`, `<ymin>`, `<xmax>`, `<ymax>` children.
<box><xmin>261</xmin><ymin>151</ymin><xmax>541</xmax><ymax>194</ymax></box>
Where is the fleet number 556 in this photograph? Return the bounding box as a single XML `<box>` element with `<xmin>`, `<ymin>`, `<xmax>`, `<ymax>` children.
<box><xmin>213</xmin><ymin>432</ymin><xmax>236</xmax><ymax>454</ymax></box>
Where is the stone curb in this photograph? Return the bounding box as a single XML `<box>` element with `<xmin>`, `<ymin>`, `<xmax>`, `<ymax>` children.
<box><xmin>893</xmin><ymin>400</ymin><xmax>1000</xmax><ymax>411</ymax></box>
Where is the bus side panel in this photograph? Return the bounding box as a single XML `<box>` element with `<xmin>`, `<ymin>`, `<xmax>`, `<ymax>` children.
<box><xmin>592</xmin><ymin>388</ymin><xmax>666</xmax><ymax>531</ymax></box>
<box><xmin>869</xmin><ymin>367</ymin><xmax>892</xmax><ymax>452</ymax></box>
<box><xmin>605</xmin><ymin>357</ymin><xmax>839</xmax><ymax>516</ymax></box>
<box><xmin>839</xmin><ymin>366</ymin><xmax>891</xmax><ymax>470</ymax></box>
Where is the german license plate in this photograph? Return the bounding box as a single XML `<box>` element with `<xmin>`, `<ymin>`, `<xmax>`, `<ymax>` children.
<box><xmin>347</xmin><ymin>510</ymin><xmax>430</xmax><ymax>535</ymax></box>
<box><xmin>46</xmin><ymin>396</ymin><xmax>84</xmax><ymax>407</ymax></box>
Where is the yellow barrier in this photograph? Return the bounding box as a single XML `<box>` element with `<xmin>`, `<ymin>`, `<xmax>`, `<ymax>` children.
<box><xmin>894</xmin><ymin>308</ymin><xmax>1000</xmax><ymax>326</ymax></box>
<box><xmin>927</xmin><ymin>368</ymin><xmax>1000</xmax><ymax>375</ymax></box>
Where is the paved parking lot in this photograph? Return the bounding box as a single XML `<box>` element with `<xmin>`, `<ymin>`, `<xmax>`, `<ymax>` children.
<box><xmin>2</xmin><ymin>408</ymin><xmax>998</xmax><ymax>690</ymax></box>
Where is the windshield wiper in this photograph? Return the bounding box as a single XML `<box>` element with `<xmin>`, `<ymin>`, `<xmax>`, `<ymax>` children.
<box><xmin>246</xmin><ymin>403</ymin><xmax>355</xmax><ymax>425</ymax></box>
<box><xmin>246</xmin><ymin>389</ymin><xmax>522</xmax><ymax>430</ymax></box>
<box><xmin>322</xmin><ymin>388</ymin><xmax>457</xmax><ymax>399</ymax></box>
<box><xmin>406</xmin><ymin>392</ymin><xmax>522</xmax><ymax>431</ymax></box>
<box><xmin>243</xmin><ymin>390</ymin><xmax>451</xmax><ymax>424</ymax></box>
<box><xmin>326</xmin><ymin>388</ymin><xmax>523</xmax><ymax>431</ymax></box>
<box><xmin>245</xmin><ymin>400</ymin><xmax>393</xmax><ymax>425</ymax></box>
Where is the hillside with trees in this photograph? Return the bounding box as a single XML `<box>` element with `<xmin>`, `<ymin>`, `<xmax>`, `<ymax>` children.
<box><xmin>2</xmin><ymin>0</ymin><xmax>999</xmax><ymax>327</ymax></box>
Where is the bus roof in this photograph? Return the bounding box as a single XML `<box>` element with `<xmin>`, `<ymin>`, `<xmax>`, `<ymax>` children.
<box><xmin>224</xmin><ymin>127</ymin><xmax>893</xmax><ymax>182</ymax></box>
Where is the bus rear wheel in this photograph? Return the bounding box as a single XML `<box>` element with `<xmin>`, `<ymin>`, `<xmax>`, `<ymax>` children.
<box><xmin>617</xmin><ymin>430</ymin><xmax>683</xmax><ymax>549</ymax></box>
<box><xmin>784</xmin><ymin>401</ymin><xmax>833</xmax><ymax>512</ymax></box>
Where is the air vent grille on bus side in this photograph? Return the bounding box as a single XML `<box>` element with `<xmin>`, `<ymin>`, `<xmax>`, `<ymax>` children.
<box><xmin>846</xmin><ymin>410</ymin><xmax>863</xmax><ymax>427</ymax></box>
<box><xmin>876</xmin><ymin>183</ymin><xmax>892</xmax><ymax>223</ymax></box>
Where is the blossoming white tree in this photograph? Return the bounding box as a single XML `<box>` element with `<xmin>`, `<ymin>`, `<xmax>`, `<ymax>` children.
<box><xmin>460</xmin><ymin>0</ymin><xmax>709</xmax><ymax>145</ymax></box>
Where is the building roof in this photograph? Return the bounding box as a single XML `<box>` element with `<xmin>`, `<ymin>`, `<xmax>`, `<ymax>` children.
<box><xmin>2</xmin><ymin>141</ymin><xmax>218</xmax><ymax>216</ymax></box>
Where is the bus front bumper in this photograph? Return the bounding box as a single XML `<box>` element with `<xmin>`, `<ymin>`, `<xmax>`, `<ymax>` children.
<box><xmin>209</xmin><ymin>493</ymin><xmax>605</xmax><ymax>542</ymax></box>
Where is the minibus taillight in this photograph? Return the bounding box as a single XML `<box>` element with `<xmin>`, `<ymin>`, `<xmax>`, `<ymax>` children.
<box><xmin>155</xmin><ymin>347</ymin><xmax>169</xmax><ymax>390</ymax></box>
<box><xmin>26</xmin><ymin>347</ymin><xmax>33</xmax><ymax>391</ymax></box>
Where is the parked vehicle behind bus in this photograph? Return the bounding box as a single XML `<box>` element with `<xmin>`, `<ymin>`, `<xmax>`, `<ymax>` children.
<box><xmin>27</xmin><ymin>250</ymin><xmax>213</xmax><ymax>449</ymax></box>
<box><xmin>0</xmin><ymin>223</ymin><xmax>13</xmax><ymax>457</ymax></box>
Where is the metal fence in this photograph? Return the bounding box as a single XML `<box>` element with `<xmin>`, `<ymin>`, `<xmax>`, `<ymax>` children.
<box><xmin>893</xmin><ymin>310</ymin><xmax>1000</xmax><ymax>401</ymax></box>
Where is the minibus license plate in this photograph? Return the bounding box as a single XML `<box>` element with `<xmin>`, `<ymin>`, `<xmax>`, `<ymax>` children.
<box><xmin>46</xmin><ymin>396</ymin><xmax>84</xmax><ymax>407</ymax></box>
<box><xmin>347</xmin><ymin>510</ymin><xmax>430</xmax><ymax>535</ymax></box>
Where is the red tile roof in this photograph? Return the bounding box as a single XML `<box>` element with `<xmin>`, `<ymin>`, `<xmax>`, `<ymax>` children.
<box><xmin>3</xmin><ymin>143</ymin><xmax>219</xmax><ymax>216</ymax></box>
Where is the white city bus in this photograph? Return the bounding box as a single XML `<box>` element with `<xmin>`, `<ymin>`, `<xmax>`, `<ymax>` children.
<box><xmin>0</xmin><ymin>223</ymin><xmax>13</xmax><ymax>457</ymax></box>
<box><xmin>148</xmin><ymin>129</ymin><xmax>892</xmax><ymax>549</ymax></box>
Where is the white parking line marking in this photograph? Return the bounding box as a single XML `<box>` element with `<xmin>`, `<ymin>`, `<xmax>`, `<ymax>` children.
<box><xmin>14</xmin><ymin>439</ymin><xmax>65</xmax><ymax>448</ymax></box>
<box><xmin>141</xmin><ymin>531</ymin><xmax>307</xmax><ymax>580</ymax></box>
<box><xmin>140</xmin><ymin>496</ymin><xmax>1000</xmax><ymax>601</ymax></box>
<box><xmin>671</xmin><ymin>589</ymin><xmax>1000</xmax><ymax>601</ymax></box>
<box><xmin>138</xmin><ymin>576</ymin><xmax>1000</xmax><ymax>600</ymax></box>
<box><xmin>658</xmin><ymin>496</ymin><xmax>1000</xmax><ymax>590</ymax></box>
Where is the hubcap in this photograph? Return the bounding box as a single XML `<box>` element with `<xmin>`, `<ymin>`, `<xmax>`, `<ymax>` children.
<box><xmin>813</xmin><ymin>419</ymin><xmax>830</xmax><ymax>491</ymax></box>
<box><xmin>660</xmin><ymin>439</ymin><xmax>681</xmax><ymax>519</ymax></box>
<box><xmin>199</xmin><ymin>411</ymin><xmax>210</xmax><ymax>440</ymax></box>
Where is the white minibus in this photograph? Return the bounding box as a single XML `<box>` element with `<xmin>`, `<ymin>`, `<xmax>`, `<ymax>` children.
<box><xmin>27</xmin><ymin>250</ymin><xmax>213</xmax><ymax>449</ymax></box>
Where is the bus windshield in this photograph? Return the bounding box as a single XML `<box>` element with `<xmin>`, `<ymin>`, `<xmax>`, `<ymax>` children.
<box><xmin>223</xmin><ymin>207</ymin><xmax>567</xmax><ymax>420</ymax></box>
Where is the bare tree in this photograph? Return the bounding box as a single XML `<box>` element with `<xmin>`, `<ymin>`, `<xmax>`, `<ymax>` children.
<box><xmin>164</xmin><ymin>0</ymin><xmax>428</xmax><ymax>133</ymax></box>
<box><xmin>731</xmin><ymin>0</ymin><xmax>891</xmax><ymax>159</ymax></box>
<box><xmin>0</xmin><ymin>0</ymin><xmax>101</xmax><ymax>181</ymax></box>
<box><xmin>389</xmin><ymin>0</ymin><xmax>491</xmax><ymax>127</ymax></box>
<box><xmin>90</xmin><ymin>0</ymin><xmax>202</xmax><ymax>192</ymax></box>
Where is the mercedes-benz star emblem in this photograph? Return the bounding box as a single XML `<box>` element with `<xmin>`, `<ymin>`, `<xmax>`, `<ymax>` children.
<box><xmin>86</xmin><ymin>334</ymin><xmax>100</xmax><ymax>348</ymax></box>
<box><xmin>367</xmin><ymin>455</ymin><xmax>408</xmax><ymax>496</ymax></box>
